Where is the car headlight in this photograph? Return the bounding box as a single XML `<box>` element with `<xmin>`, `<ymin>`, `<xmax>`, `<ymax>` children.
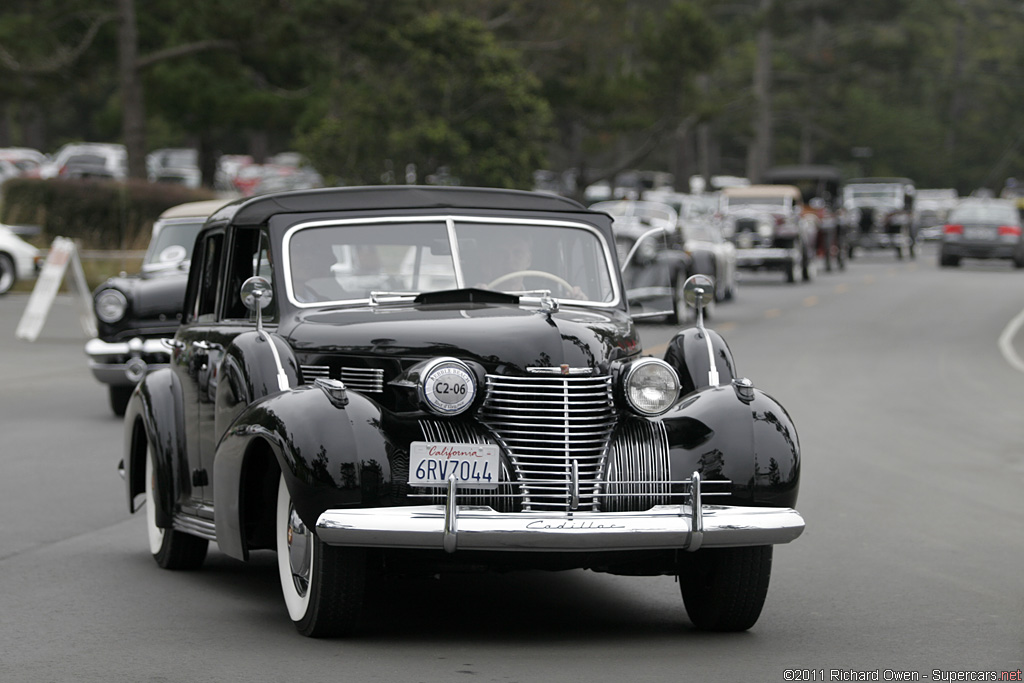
<box><xmin>622</xmin><ymin>358</ymin><xmax>680</xmax><ymax>416</ymax></box>
<box><xmin>419</xmin><ymin>357</ymin><xmax>477</xmax><ymax>416</ymax></box>
<box><xmin>95</xmin><ymin>289</ymin><xmax>128</xmax><ymax>323</ymax></box>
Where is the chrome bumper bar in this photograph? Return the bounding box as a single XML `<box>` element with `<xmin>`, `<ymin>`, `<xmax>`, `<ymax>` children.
<box><xmin>316</xmin><ymin>473</ymin><xmax>804</xmax><ymax>554</ymax></box>
<box><xmin>85</xmin><ymin>337</ymin><xmax>170</xmax><ymax>385</ymax></box>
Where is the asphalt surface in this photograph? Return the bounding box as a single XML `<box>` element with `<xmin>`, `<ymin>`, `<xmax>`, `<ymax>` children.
<box><xmin>0</xmin><ymin>241</ymin><xmax>1021</xmax><ymax>682</ymax></box>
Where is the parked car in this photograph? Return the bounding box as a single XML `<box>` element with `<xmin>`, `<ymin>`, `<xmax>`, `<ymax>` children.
<box><xmin>938</xmin><ymin>198</ymin><xmax>1024</xmax><ymax>268</ymax></box>
<box><xmin>0</xmin><ymin>224</ymin><xmax>42</xmax><ymax>295</ymax></box>
<box><xmin>842</xmin><ymin>177</ymin><xmax>916</xmax><ymax>259</ymax></box>
<box><xmin>147</xmin><ymin>148</ymin><xmax>201</xmax><ymax>188</ymax></box>
<box><xmin>589</xmin><ymin>199</ymin><xmax>694</xmax><ymax>323</ymax></box>
<box><xmin>118</xmin><ymin>186</ymin><xmax>804</xmax><ymax>637</ymax></box>
<box><xmin>0</xmin><ymin>147</ymin><xmax>46</xmax><ymax>177</ymax></box>
<box><xmin>719</xmin><ymin>185</ymin><xmax>818</xmax><ymax>283</ymax></box>
<box><xmin>40</xmin><ymin>142</ymin><xmax>127</xmax><ymax>180</ymax></box>
<box><xmin>85</xmin><ymin>199</ymin><xmax>230</xmax><ymax>416</ymax></box>
<box><xmin>763</xmin><ymin>165</ymin><xmax>846</xmax><ymax>272</ymax></box>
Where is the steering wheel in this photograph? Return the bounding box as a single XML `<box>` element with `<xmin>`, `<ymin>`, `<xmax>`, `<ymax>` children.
<box><xmin>487</xmin><ymin>269</ymin><xmax>574</xmax><ymax>293</ymax></box>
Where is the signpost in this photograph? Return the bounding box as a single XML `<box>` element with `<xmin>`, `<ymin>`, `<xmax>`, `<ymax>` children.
<box><xmin>15</xmin><ymin>236</ymin><xmax>96</xmax><ymax>342</ymax></box>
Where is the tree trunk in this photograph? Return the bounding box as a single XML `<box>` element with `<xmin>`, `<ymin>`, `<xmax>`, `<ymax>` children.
<box><xmin>749</xmin><ymin>0</ymin><xmax>773</xmax><ymax>183</ymax></box>
<box><xmin>118</xmin><ymin>0</ymin><xmax>146</xmax><ymax>180</ymax></box>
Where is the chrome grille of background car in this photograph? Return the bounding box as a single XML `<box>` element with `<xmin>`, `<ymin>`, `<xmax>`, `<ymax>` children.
<box><xmin>735</xmin><ymin>218</ymin><xmax>758</xmax><ymax>233</ymax></box>
<box><xmin>478</xmin><ymin>374</ymin><xmax>617</xmax><ymax>512</ymax></box>
<box><xmin>299</xmin><ymin>364</ymin><xmax>384</xmax><ymax>393</ymax></box>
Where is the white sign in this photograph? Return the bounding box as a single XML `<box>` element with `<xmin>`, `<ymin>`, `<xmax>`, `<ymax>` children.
<box><xmin>15</xmin><ymin>237</ymin><xmax>96</xmax><ymax>342</ymax></box>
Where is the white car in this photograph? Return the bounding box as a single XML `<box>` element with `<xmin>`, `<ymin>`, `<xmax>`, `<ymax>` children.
<box><xmin>39</xmin><ymin>142</ymin><xmax>127</xmax><ymax>180</ymax></box>
<box><xmin>0</xmin><ymin>224</ymin><xmax>42</xmax><ymax>295</ymax></box>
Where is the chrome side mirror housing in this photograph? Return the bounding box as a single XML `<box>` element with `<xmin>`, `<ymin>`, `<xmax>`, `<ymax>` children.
<box><xmin>241</xmin><ymin>276</ymin><xmax>273</xmax><ymax>330</ymax></box>
<box><xmin>683</xmin><ymin>273</ymin><xmax>719</xmax><ymax>387</ymax></box>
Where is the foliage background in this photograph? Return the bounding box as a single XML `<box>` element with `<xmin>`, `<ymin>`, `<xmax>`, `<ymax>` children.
<box><xmin>2</xmin><ymin>0</ymin><xmax>1023</xmax><ymax>197</ymax></box>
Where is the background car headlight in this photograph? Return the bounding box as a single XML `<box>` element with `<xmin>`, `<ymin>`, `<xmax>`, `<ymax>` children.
<box><xmin>419</xmin><ymin>357</ymin><xmax>477</xmax><ymax>415</ymax></box>
<box><xmin>623</xmin><ymin>358</ymin><xmax>680</xmax><ymax>416</ymax></box>
<box><xmin>95</xmin><ymin>289</ymin><xmax>128</xmax><ymax>323</ymax></box>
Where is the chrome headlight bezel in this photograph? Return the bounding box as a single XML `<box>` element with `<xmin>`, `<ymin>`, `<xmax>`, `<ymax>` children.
<box><xmin>418</xmin><ymin>357</ymin><xmax>478</xmax><ymax>416</ymax></box>
<box><xmin>95</xmin><ymin>289</ymin><xmax>128</xmax><ymax>323</ymax></box>
<box><xmin>622</xmin><ymin>357</ymin><xmax>681</xmax><ymax>417</ymax></box>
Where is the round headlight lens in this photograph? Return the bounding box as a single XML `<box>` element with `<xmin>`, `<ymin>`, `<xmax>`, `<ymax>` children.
<box><xmin>419</xmin><ymin>358</ymin><xmax>477</xmax><ymax>416</ymax></box>
<box><xmin>624</xmin><ymin>358</ymin><xmax>681</xmax><ymax>416</ymax></box>
<box><xmin>95</xmin><ymin>289</ymin><xmax>128</xmax><ymax>323</ymax></box>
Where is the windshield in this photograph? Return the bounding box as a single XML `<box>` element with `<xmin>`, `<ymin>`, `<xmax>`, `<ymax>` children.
<box><xmin>284</xmin><ymin>218</ymin><xmax>618</xmax><ymax>307</ymax></box>
<box><xmin>724</xmin><ymin>195</ymin><xmax>790</xmax><ymax>209</ymax></box>
<box><xmin>948</xmin><ymin>201</ymin><xmax>1017</xmax><ymax>224</ymax></box>
<box><xmin>143</xmin><ymin>219</ymin><xmax>205</xmax><ymax>269</ymax></box>
<box><xmin>846</xmin><ymin>185</ymin><xmax>902</xmax><ymax>203</ymax></box>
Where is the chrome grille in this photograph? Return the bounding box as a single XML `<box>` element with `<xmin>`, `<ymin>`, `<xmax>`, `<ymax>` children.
<box><xmin>300</xmin><ymin>364</ymin><xmax>330</xmax><ymax>382</ymax></box>
<box><xmin>478</xmin><ymin>374</ymin><xmax>616</xmax><ymax>512</ymax></box>
<box><xmin>299</xmin><ymin>364</ymin><xmax>384</xmax><ymax>393</ymax></box>
<box><xmin>340</xmin><ymin>367</ymin><xmax>384</xmax><ymax>393</ymax></box>
<box><xmin>414</xmin><ymin>420</ymin><xmax>512</xmax><ymax>511</ymax></box>
<box><xmin>601</xmin><ymin>420</ymin><xmax>671</xmax><ymax>512</ymax></box>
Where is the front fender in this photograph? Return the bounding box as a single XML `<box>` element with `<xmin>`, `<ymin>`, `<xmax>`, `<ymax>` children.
<box><xmin>212</xmin><ymin>382</ymin><xmax>392</xmax><ymax>560</ymax></box>
<box><xmin>123</xmin><ymin>367</ymin><xmax>186</xmax><ymax>528</ymax></box>
<box><xmin>215</xmin><ymin>329</ymin><xmax>302</xmax><ymax>440</ymax></box>
<box><xmin>664</xmin><ymin>327</ymin><xmax>737</xmax><ymax>395</ymax></box>
<box><xmin>658</xmin><ymin>383</ymin><xmax>800</xmax><ymax>508</ymax></box>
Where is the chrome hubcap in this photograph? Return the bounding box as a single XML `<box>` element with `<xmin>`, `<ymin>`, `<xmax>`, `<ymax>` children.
<box><xmin>287</xmin><ymin>505</ymin><xmax>311</xmax><ymax>598</ymax></box>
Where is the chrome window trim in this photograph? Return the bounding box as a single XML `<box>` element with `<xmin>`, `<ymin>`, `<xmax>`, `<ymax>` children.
<box><xmin>281</xmin><ymin>215</ymin><xmax>622</xmax><ymax>309</ymax></box>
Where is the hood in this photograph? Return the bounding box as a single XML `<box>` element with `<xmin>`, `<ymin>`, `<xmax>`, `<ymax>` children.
<box><xmin>101</xmin><ymin>269</ymin><xmax>189</xmax><ymax>318</ymax></box>
<box><xmin>283</xmin><ymin>302</ymin><xmax>640</xmax><ymax>373</ymax></box>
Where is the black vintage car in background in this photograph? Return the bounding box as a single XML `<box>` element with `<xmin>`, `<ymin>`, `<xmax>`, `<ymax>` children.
<box><xmin>842</xmin><ymin>177</ymin><xmax>917</xmax><ymax>259</ymax></box>
<box><xmin>86</xmin><ymin>198</ymin><xmax>229</xmax><ymax>415</ymax></box>
<box><xmin>119</xmin><ymin>186</ymin><xmax>804</xmax><ymax>637</ymax></box>
<box><xmin>589</xmin><ymin>199</ymin><xmax>694</xmax><ymax>323</ymax></box>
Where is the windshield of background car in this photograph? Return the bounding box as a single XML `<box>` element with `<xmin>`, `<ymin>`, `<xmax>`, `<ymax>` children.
<box><xmin>284</xmin><ymin>217</ymin><xmax>618</xmax><ymax>306</ymax></box>
<box><xmin>846</xmin><ymin>185</ymin><xmax>902</xmax><ymax>204</ymax></box>
<box><xmin>142</xmin><ymin>219</ymin><xmax>205</xmax><ymax>270</ymax></box>
<box><xmin>948</xmin><ymin>202</ymin><xmax>1018</xmax><ymax>225</ymax></box>
<box><xmin>725</xmin><ymin>195</ymin><xmax>789</xmax><ymax>209</ymax></box>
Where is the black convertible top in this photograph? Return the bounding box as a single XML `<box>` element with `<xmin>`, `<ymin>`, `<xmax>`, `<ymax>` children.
<box><xmin>211</xmin><ymin>185</ymin><xmax>590</xmax><ymax>226</ymax></box>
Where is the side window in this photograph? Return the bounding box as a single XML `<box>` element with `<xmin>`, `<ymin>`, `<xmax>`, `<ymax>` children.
<box><xmin>193</xmin><ymin>232</ymin><xmax>223</xmax><ymax>323</ymax></box>
<box><xmin>223</xmin><ymin>227</ymin><xmax>277</xmax><ymax>322</ymax></box>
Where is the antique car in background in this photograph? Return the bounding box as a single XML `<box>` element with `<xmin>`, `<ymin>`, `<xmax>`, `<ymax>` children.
<box><xmin>589</xmin><ymin>199</ymin><xmax>694</xmax><ymax>323</ymax></box>
<box><xmin>119</xmin><ymin>186</ymin><xmax>803</xmax><ymax>637</ymax></box>
<box><xmin>718</xmin><ymin>184</ymin><xmax>818</xmax><ymax>283</ymax></box>
<box><xmin>938</xmin><ymin>198</ymin><xmax>1024</xmax><ymax>268</ymax></box>
<box><xmin>86</xmin><ymin>198</ymin><xmax>230</xmax><ymax>416</ymax></box>
<box><xmin>642</xmin><ymin>190</ymin><xmax>738</xmax><ymax>303</ymax></box>
<box><xmin>763</xmin><ymin>165</ymin><xmax>846</xmax><ymax>272</ymax></box>
<box><xmin>0</xmin><ymin>223</ymin><xmax>42</xmax><ymax>295</ymax></box>
<box><xmin>842</xmin><ymin>177</ymin><xmax>917</xmax><ymax>259</ymax></box>
<box><xmin>914</xmin><ymin>188</ymin><xmax>959</xmax><ymax>241</ymax></box>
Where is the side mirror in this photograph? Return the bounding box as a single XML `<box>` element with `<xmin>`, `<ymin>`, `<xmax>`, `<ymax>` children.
<box><xmin>241</xmin><ymin>276</ymin><xmax>273</xmax><ymax>330</ymax></box>
<box><xmin>682</xmin><ymin>273</ymin><xmax>720</xmax><ymax>387</ymax></box>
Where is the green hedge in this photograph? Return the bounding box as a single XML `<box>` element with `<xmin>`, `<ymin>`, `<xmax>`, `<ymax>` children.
<box><xmin>0</xmin><ymin>178</ymin><xmax>217</xmax><ymax>250</ymax></box>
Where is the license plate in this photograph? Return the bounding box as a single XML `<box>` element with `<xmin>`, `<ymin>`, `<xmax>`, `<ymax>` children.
<box><xmin>964</xmin><ymin>226</ymin><xmax>993</xmax><ymax>240</ymax></box>
<box><xmin>409</xmin><ymin>441</ymin><xmax>499</xmax><ymax>489</ymax></box>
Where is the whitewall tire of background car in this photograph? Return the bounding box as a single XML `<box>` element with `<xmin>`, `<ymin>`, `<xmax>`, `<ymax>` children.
<box><xmin>0</xmin><ymin>253</ymin><xmax>16</xmax><ymax>295</ymax></box>
<box><xmin>145</xmin><ymin>446</ymin><xmax>208</xmax><ymax>569</ymax></box>
<box><xmin>276</xmin><ymin>473</ymin><xmax>367</xmax><ymax>637</ymax></box>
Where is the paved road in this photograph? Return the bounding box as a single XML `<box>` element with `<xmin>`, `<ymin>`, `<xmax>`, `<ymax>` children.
<box><xmin>0</xmin><ymin>243</ymin><xmax>1021</xmax><ymax>682</ymax></box>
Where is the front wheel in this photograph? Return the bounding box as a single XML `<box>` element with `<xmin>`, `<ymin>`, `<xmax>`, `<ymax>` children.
<box><xmin>109</xmin><ymin>385</ymin><xmax>132</xmax><ymax>417</ymax></box>
<box><xmin>0</xmin><ymin>253</ymin><xmax>16</xmax><ymax>295</ymax></box>
<box><xmin>277</xmin><ymin>474</ymin><xmax>367</xmax><ymax>637</ymax></box>
<box><xmin>678</xmin><ymin>545</ymin><xmax>773</xmax><ymax>631</ymax></box>
<box><xmin>145</xmin><ymin>446</ymin><xmax>208</xmax><ymax>569</ymax></box>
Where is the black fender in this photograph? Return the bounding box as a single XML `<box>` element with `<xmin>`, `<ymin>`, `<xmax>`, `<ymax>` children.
<box><xmin>664</xmin><ymin>326</ymin><xmax>737</xmax><ymax>396</ymax></box>
<box><xmin>122</xmin><ymin>367</ymin><xmax>186</xmax><ymax>529</ymax></box>
<box><xmin>212</xmin><ymin>383</ymin><xmax>392</xmax><ymax>561</ymax></box>
<box><xmin>657</xmin><ymin>383</ymin><xmax>800</xmax><ymax>508</ymax></box>
<box><xmin>214</xmin><ymin>329</ymin><xmax>302</xmax><ymax>443</ymax></box>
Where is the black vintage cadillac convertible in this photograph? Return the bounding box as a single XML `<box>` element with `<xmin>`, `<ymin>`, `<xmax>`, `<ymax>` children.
<box><xmin>120</xmin><ymin>186</ymin><xmax>803</xmax><ymax>637</ymax></box>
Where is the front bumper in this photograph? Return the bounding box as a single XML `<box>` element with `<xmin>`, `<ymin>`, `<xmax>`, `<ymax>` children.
<box><xmin>84</xmin><ymin>337</ymin><xmax>171</xmax><ymax>386</ymax></box>
<box><xmin>316</xmin><ymin>474</ymin><xmax>805</xmax><ymax>554</ymax></box>
<box><xmin>734</xmin><ymin>246</ymin><xmax>799</xmax><ymax>269</ymax></box>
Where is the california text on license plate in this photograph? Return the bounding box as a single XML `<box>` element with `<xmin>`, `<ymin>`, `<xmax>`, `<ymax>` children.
<box><xmin>409</xmin><ymin>441</ymin><xmax>499</xmax><ymax>489</ymax></box>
